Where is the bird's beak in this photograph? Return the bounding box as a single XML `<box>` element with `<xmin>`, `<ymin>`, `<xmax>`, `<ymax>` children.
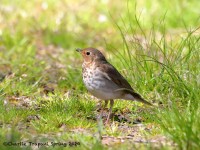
<box><xmin>76</xmin><ymin>48</ymin><xmax>82</xmax><ymax>52</ymax></box>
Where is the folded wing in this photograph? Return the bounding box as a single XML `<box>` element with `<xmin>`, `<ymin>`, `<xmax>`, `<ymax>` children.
<box><xmin>99</xmin><ymin>61</ymin><xmax>152</xmax><ymax>106</ymax></box>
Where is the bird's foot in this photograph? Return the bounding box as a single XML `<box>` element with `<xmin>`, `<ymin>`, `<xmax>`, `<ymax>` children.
<box><xmin>104</xmin><ymin>117</ymin><xmax>110</xmax><ymax>125</ymax></box>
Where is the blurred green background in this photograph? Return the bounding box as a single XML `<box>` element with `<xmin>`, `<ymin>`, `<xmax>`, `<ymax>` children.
<box><xmin>0</xmin><ymin>0</ymin><xmax>200</xmax><ymax>150</ymax></box>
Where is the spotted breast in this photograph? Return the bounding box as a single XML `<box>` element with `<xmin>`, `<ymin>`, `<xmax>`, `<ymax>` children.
<box><xmin>82</xmin><ymin>62</ymin><xmax>122</xmax><ymax>100</ymax></box>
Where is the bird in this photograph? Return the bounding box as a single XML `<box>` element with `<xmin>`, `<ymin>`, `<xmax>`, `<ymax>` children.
<box><xmin>76</xmin><ymin>47</ymin><xmax>152</xmax><ymax>123</ymax></box>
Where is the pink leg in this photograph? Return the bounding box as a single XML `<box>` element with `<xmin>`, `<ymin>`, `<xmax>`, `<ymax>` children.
<box><xmin>105</xmin><ymin>99</ymin><xmax>114</xmax><ymax>124</ymax></box>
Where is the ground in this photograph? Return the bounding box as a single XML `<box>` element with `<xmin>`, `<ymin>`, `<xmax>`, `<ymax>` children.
<box><xmin>0</xmin><ymin>0</ymin><xmax>200</xmax><ymax>149</ymax></box>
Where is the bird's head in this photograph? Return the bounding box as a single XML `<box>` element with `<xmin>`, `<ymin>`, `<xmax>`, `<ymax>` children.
<box><xmin>76</xmin><ymin>47</ymin><xmax>106</xmax><ymax>63</ymax></box>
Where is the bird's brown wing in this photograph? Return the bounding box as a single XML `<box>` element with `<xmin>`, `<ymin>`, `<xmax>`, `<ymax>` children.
<box><xmin>99</xmin><ymin>62</ymin><xmax>133</xmax><ymax>90</ymax></box>
<box><xmin>99</xmin><ymin>61</ymin><xmax>152</xmax><ymax>106</ymax></box>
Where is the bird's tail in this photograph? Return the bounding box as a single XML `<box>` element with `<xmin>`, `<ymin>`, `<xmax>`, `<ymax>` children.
<box><xmin>129</xmin><ymin>91</ymin><xmax>153</xmax><ymax>106</ymax></box>
<box><xmin>115</xmin><ymin>88</ymin><xmax>153</xmax><ymax>106</ymax></box>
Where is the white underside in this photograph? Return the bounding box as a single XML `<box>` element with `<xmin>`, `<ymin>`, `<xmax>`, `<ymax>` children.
<box><xmin>83</xmin><ymin>64</ymin><xmax>135</xmax><ymax>101</ymax></box>
<box><xmin>88</xmin><ymin>88</ymin><xmax>123</xmax><ymax>100</ymax></box>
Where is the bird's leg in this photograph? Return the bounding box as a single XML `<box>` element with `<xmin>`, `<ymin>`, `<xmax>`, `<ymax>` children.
<box><xmin>96</xmin><ymin>100</ymin><xmax>103</xmax><ymax>121</ymax></box>
<box><xmin>98</xmin><ymin>100</ymin><xmax>108</xmax><ymax>121</ymax></box>
<box><xmin>103</xmin><ymin>100</ymin><xmax>108</xmax><ymax>109</ymax></box>
<box><xmin>105</xmin><ymin>99</ymin><xmax>114</xmax><ymax>124</ymax></box>
<box><xmin>96</xmin><ymin>100</ymin><xmax>102</xmax><ymax>111</ymax></box>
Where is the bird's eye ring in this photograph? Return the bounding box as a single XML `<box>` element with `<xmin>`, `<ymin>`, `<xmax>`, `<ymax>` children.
<box><xmin>86</xmin><ymin>52</ymin><xmax>90</xmax><ymax>55</ymax></box>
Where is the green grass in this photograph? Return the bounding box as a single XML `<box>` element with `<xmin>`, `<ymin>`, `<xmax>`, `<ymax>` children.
<box><xmin>0</xmin><ymin>0</ymin><xmax>200</xmax><ymax>149</ymax></box>
<box><xmin>112</xmin><ymin>3</ymin><xmax>200</xmax><ymax>149</ymax></box>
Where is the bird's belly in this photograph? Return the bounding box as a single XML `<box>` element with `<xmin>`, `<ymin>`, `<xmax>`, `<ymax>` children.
<box><xmin>83</xmin><ymin>75</ymin><xmax>121</xmax><ymax>100</ymax></box>
<box><xmin>89</xmin><ymin>89</ymin><xmax>119</xmax><ymax>100</ymax></box>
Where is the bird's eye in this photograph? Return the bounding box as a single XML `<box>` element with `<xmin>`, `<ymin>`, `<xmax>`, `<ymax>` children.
<box><xmin>86</xmin><ymin>52</ymin><xmax>90</xmax><ymax>55</ymax></box>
